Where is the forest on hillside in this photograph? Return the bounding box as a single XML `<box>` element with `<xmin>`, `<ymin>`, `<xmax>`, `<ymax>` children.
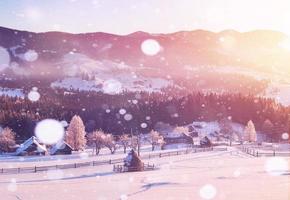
<box><xmin>0</xmin><ymin>88</ymin><xmax>289</xmax><ymax>142</ymax></box>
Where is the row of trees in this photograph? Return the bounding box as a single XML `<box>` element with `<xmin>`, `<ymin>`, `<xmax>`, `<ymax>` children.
<box><xmin>65</xmin><ymin>115</ymin><xmax>166</xmax><ymax>155</ymax></box>
<box><xmin>218</xmin><ymin>118</ymin><xmax>258</xmax><ymax>143</ymax></box>
<box><xmin>0</xmin><ymin>115</ymin><xmax>165</xmax><ymax>154</ymax></box>
<box><xmin>0</xmin><ymin>89</ymin><xmax>289</xmax><ymax>142</ymax></box>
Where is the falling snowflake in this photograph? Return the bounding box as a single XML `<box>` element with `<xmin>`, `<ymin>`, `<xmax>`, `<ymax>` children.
<box><xmin>219</xmin><ymin>37</ymin><xmax>225</xmax><ymax>42</ymax></box>
<box><xmin>119</xmin><ymin>109</ymin><xmax>126</xmax><ymax>115</ymax></box>
<box><xmin>103</xmin><ymin>79</ymin><xmax>122</xmax><ymax>95</ymax></box>
<box><xmin>24</xmin><ymin>50</ymin><xmax>38</xmax><ymax>62</ymax></box>
<box><xmin>264</xmin><ymin>157</ymin><xmax>289</xmax><ymax>176</ymax></box>
<box><xmin>35</xmin><ymin>119</ymin><xmax>65</xmax><ymax>144</ymax></box>
<box><xmin>7</xmin><ymin>178</ymin><xmax>17</xmax><ymax>192</ymax></box>
<box><xmin>199</xmin><ymin>184</ymin><xmax>217</xmax><ymax>200</ymax></box>
<box><xmin>28</xmin><ymin>87</ymin><xmax>40</xmax><ymax>102</ymax></box>
<box><xmin>141</xmin><ymin>39</ymin><xmax>161</xmax><ymax>56</ymax></box>
<box><xmin>132</xmin><ymin>99</ymin><xmax>138</xmax><ymax>104</ymax></box>
<box><xmin>281</xmin><ymin>132</ymin><xmax>289</xmax><ymax>140</ymax></box>
<box><xmin>79</xmin><ymin>152</ymin><xmax>89</xmax><ymax>159</ymax></box>
<box><xmin>140</xmin><ymin>123</ymin><xmax>147</xmax><ymax>128</ymax></box>
<box><xmin>233</xmin><ymin>168</ymin><xmax>241</xmax><ymax>177</ymax></box>
<box><xmin>119</xmin><ymin>194</ymin><xmax>128</xmax><ymax>200</ymax></box>
<box><xmin>124</xmin><ymin>114</ymin><xmax>133</xmax><ymax>121</ymax></box>
<box><xmin>46</xmin><ymin>169</ymin><xmax>64</xmax><ymax>180</ymax></box>
<box><xmin>105</xmin><ymin>109</ymin><xmax>111</xmax><ymax>113</ymax></box>
<box><xmin>60</xmin><ymin>120</ymin><xmax>69</xmax><ymax>127</ymax></box>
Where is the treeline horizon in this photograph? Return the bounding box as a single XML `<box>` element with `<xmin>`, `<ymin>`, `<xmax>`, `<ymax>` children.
<box><xmin>0</xmin><ymin>88</ymin><xmax>289</xmax><ymax>142</ymax></box>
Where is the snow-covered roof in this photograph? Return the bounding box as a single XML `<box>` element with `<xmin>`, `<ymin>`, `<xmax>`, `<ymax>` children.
<box><xmin>15</xmin><ymin>136</ymin><xmax>47</xmax><ymax>155</ymax></box>
<box><xmin>50</xmin><ymin>141</ymin><xmax>72</xmax><ymax>155</ymax></box>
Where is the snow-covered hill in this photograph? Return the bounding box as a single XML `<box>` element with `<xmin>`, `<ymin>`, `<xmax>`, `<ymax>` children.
<box><xmin>0</xmin><ymin>87</ymin><xmax>24</xmax><ymax>98</ymax></box>
<box><xmin>51</xmin><ymin>75</ymin><xmax>172</xmax><ymax>94</ymax></box>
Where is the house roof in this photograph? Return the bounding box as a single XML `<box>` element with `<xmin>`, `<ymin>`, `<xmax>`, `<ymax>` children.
<box><xmin>50</xmin><ymin>141</ymin><xmax>73</xmax><ymax>155</ymax></box>
<box><xmin>15</xmin><ymin>136</ymin><xmax>47</xmax><ymax>155</ymax></box>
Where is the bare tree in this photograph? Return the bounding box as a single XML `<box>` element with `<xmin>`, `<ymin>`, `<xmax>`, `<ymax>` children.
<box><xmin>65</xmin><ymin>115</ymin><xmax>87</xmax><ymax>151</ymax></box>
<box><xmin>130</xmin><ymin>135</ymin><xmax>138</xmax><ymax>151</ymax></box>
<box><xmin>0</xmin><ymin>127</ymin><xmax>16</xmax><ymax>153</ymax></box>
<box><xmin>174</xmin><ymin>126</ymin><xmax>189</xmax><ymax>135</ymax></box>
<box><xmin>219</xmin><ymin>118</ymin><xmax>234</xmax><ymax>145</ymax></box>
<box><xmin>148</xmin><ymin>130</ymin><xmax>164</xmax><ymax>151</ymax></box>
<box><xmin>87</xmin><ymin>130</ymin><xmax>106</xmax><ymax>155</ymax></box>
<box><xmin>104</xmin><ymin>134</ymin><xmax>117</xmax><ymax>154</ymax></box>
<box><xmin>119</xmin><ymin>134</ymin><xmax>130</xmax><ymax>153</ymax></box>
<box><xmin>130</xmin><ymin>135</ymin><xmax>142</xmax><ymax>156</ymax></box>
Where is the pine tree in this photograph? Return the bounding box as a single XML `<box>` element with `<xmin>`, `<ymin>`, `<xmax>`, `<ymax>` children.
<box><xmin>244</xmin><ymin>120</ymin><xmax>257</xmax><ymax>142</ymax></box>
<box><xmin>0</xmin><ymin>127</ymin><xmax>16</xmax><ymax>153</ymax></box>
<box><xmin>65</xmin><ymin>115</ymin><xmax>87</xmax><ymax>151</ymax></box>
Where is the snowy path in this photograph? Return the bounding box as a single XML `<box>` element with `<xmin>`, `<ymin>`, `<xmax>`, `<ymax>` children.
<box><xmin>0</xmin><ymin>149</ymin><xmax>289</xmax><ymax>200</ymax></box>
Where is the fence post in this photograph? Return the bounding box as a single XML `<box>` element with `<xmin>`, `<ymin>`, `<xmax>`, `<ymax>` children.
<box><xmin>256</xmin><ymin>151</ymin><xmax>259</xmax><ymax>157</ymax></box>
<box><xmin>159</xmin><ymin>153</ymin><xmax>161</xmax><ymax>158</ymax></box>
<box><xmin>74</xmin><ymin>163</ymin><xmax>77</xmax><ymax>168</ymax></box>
<box><xmin>34</xmin><ymin>166</ymin><xmax>37</xmax><ymax>173</ymax></box>
<box><xmin>273</xmin><ymin>150</ymin><xmax>276</xmax><ymax>156</ymax></box>
<box><xmin>109</xmin><ymin>159</ymin><xmax>112</xmax><ymax>164</ymax></box>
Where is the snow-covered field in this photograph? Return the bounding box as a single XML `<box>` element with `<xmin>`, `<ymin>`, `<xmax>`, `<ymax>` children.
<box><xmin>51</xmin><ymin>76</ymin><xmax>172</xmax><ymax>94</ymax></box>
<box><xmin>0</xmin><ymin>148</ymin><xmax>289</xmax><ymax>200</ymax></box>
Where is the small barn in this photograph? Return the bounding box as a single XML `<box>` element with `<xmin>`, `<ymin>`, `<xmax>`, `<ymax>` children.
<box><xmin>200</xmin><ymin>136</ymin><xmax>212</xmax><ymax>147</ymax></box>
<box><xmin>15</xmin><ymin>136</ymin><xmax>47</xmax><ymax>156</ymax></box>
<box><xmin>50</xmin><ymin>141</ymin><xmax>73</xmax><ymax>155</ymax></box>
<box><xmin>163</xmin><ymin>133</ymin><xmax>193</xmax><ymax>145</ymax></box>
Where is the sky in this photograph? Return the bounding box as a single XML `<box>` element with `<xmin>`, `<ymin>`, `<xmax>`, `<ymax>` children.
<box><xmin>0</xmin><ymin>0</ymin><xmax>290</xmax><ymax>35</ymax></box>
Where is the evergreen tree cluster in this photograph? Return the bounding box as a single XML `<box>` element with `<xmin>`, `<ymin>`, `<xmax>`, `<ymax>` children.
<box><xmin>0</xmin><ymin>89</ymin><xmax>289</xmax><ymax>142</ymax></box>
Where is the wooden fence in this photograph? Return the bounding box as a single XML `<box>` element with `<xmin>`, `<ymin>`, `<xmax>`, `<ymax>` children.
<box><xmin>0</xmin><ymin>147</ymin><xmax>227</xmax><ymax>175</ymax></box>
<box><xmin>240</xmin><ymin>146</ymin><xmax>290</xmax><ymax>157</ymax></box>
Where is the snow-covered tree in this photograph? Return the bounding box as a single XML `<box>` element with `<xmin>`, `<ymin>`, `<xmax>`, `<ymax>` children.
<box><xmin>174</xmin><ymin>126</ymin><xmax>189</xmax><ymax>135</ymax></box>
<box><xmin>148</xmin><ymin>130</ymin><xmax>164</xmax><ymax>151</ymax></box>
<box><xmin>104</xmin><ymin>134</ymin><xmax>117</xmax><ymax>154</ymax></box>
<box><xmin>130</xmin><ymin>134</ymin><xmax>142</xmax><ymax>156</ymax></box>
<box><xmin>65</xmin><ymin>115</ymin><xmax>86</xmax><ymax>151</ymax></box>
<box><xmin>0</xmin><ymin>127</ymin><xmax>16</xmax><ymax>153</ymax></box>
<box><xmin>244</xmin><ymin>120</ymin><xmax>257</xmax><ymax>142</ymax></box>
<box><xmin>219</xmin><ymin>118</ymin><xmax>235</xmax><ymax>145</ymax></box>
<box><xmin>219</xmin><ymin>118</ymin><xmax>234</xmax><ymax>136</ymax></box>
<box><xmin>87</xmin><ymin>130</ymin><xmax>106</xmax><ymax>155</ymax></box>
<box><xmin>119</xmin><ymin>134</ymin><xmax>130</xmax><ymax>153</ymax></box>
